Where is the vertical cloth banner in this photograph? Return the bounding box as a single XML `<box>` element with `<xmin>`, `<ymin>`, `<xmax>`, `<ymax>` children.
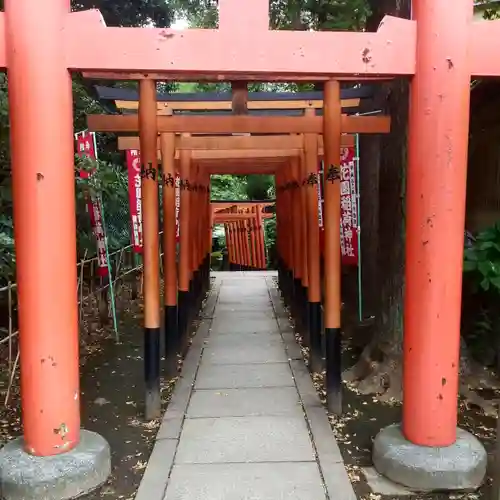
<box><xmin>75</xmin><ymin>130</ymin><xmax>109</xmax><ymax>276</ymax></box>
<box><xmin>339</xmin><ymin>146</ymin><xmax>359</xmax><ymax>266</ymax></box>
<box><xmin>175</xmin><ymin>174</ymin><xmax>180</xmax><ymax>243</ymax></box>
<box><xmin>318</xmin><ymin>162</ymin><xmax>325</xmax><ymax>251</ymax></box>
<box><xmin>125</xmin><ymin>149</ymin><xmax>143</xmax><ymax>253</ymax></box>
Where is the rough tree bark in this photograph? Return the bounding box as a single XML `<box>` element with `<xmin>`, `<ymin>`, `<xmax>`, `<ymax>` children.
<box><xmin>343</xmin><ymin>0</ymin><xmax>498</xmax><ymax>414</ymax></box>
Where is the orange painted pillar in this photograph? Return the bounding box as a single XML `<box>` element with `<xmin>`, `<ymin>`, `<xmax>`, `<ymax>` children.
<box><xmin>242</xmin><ymin>219</ymin><xmax>252</xmax><ymax>270</ymax></box>
<box><xmin>190</xmin><ymin>164</ymin><xmax>200</xmax><ymax>304</ymax></box>
<box><xmin>250</xmin><ymin>209</ymin><xmax>258</xmax><ymax>269</ymax></box>
<box><xmin>178</xmin><ymin>146</ymin><xmax>191</xmax><ymax>342</ymax></box>
<box><xmin>403</xmin><ymin>0</ymin><xmax>472</xmax><ymax>446</ymax></box>
<box><xmin>256</xmin><ymin>205</ymin><xmax>266</xmax><ymax>270</ymax></box>
<box><xmin>139</xmin><ymin>80</ymin><xmax>161</xmax><ymax>420</ymax></box>
<box><xmin>225</xmin><ymin>223</ymin><xmax>232</xmax><ymax>268</ymax></box>
<box><xmin>160</xmin><ymin>132</ymin><xmax>179</xmax><ymax>376</ymax></box>
<box><xmin>224</xmin><ymin>223</ymin><xmax>232</xmax><ymax>269</ymax></box>
<box><xmin>232</xmin><ymin>221</ymin><xmax>239</xmax><ymax>269</ymax></box>
<box><xmin>237</xmin><ymin>220</ymin><xmax>245</xmax><ymax>269</ymax></box>
<box><xmin>303</xmin><ymin>126</ymin><xmax>323</xmax><ymax>373</ymax></box>
<box><xmin>298</xmin><ymin>153</ymin><xmax>310</xmax><ymax>333</ymax></box>
<box><xmin>6</xmin><ymin>0</ymin><xmax>80</xmax><ymax>456</ymax></box>
<box><xmin>291</xmin><ymin>157</ymin><xmax>303</xmax><ymax>287</ymax></box>
<box><xmin>323</xmin><ymin>80</ymin><xmax>343</xmax><ymax>414</ymax></box>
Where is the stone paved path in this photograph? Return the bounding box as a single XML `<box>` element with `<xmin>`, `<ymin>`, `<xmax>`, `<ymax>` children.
<box><xmin>135</xmin><ymin>272</ymin><xmax>355</xmax><ymax>500</ymax></box>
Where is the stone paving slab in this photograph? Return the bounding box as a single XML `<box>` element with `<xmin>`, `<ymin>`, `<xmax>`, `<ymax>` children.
<box><xmin>215</xmin><ymin>303</ymin><xmax>274</xmax><ymax>314</ymax></box>
<box><xmin>212</xmin><ymin>310</ymin><xmax>276</xmax><ymax>320</ymax></box>
<box><xmin>175</xmin><ymin>416</ymin><xmax>316</xmax><ymax>464</ymax></box>
<box><xmin>165</xmin><ymin>462</ymin><xmax>327</xmax><ymax>500</ymax></box>
<box><xmin>135</xmin><ymin>273</ymin><xmax>355</xmax><ymax>500</ymax></box>
<box><xmin>186</xmin><ymin>387</ymin><xmax>301</xmax><ymax>418</ymax></box>
<box><xmin>201</xmin><ymin>344</ymin><xmax>289</xmax><ymax>364</ymax></box>
<box><xmin>194</xmin><ymin>363</ymin><xmax>295</xmax><ymax>389</ymax></box>
<box><xmin>203</xmin><ymin>331</ymin><xmax>283</xmax><ymax>347</ymax></box>
<box><xmin>209</xmin><ymin>318</ymin><xmax>279</xmax><ymax>334</ymax></box>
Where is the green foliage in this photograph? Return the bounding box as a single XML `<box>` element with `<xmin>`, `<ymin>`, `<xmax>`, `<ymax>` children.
<box><xmin>171</xmin><ymin>0</ymin><xmax>370</xmax><ymax>31</ymax></box>
<box><xmin>75</xmin><ymin>155</ymin><xmax>132</xmax><ymax>258</ymax></box>
<box><xmin>264</xmin><ymin>215</ymin><xmax>277</xmax><ymax>268</ymax></box>
<box><xmin>246</xmin><ymin>175</ymin><xmax>275</xmax><ymax>200</ymax></box>
<box><xmin>210</xmin><ymin>175</ymin><xmax>248</xmax><ymax>201</ymax></box>
<box><xmin>463</xmin><ymin>224</ymin><xmax>500</xmax><ymax>293</ymax></box>
<box><xmin>72</xmin><ymin>0</ymin><xmax>173</xmax><ymax>27</ymax></box>
<box><xmin>482</xmin><ymin>6</ymin><xmax>500</xmax><ymax>20</ymax></box>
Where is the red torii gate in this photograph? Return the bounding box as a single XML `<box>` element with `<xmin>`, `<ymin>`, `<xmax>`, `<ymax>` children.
<box><xmin>0</xmin><ymin>0</ymin><xmax>497</xmax><ymax>497</ymax></box>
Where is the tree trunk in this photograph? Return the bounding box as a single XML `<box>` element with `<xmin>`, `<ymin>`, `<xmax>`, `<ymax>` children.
<box><xmin>358</xmin><ymin>112</ymin><xmax>381</xmax><ymax>321</ymax></box>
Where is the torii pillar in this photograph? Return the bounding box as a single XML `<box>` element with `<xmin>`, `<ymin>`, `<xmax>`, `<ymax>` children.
<box><xmin>0</xmin><ymin>1</ymin><xmax>111</xmax><ymax>499</ymax></box>
<box><xmin>373</xmin><ymin>0</ymin><xmax>487</xmax><ymax>490</ymax></box>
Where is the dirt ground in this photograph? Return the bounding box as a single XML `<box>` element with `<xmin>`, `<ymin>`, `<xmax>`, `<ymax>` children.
<box><xmin>1</xmin><ymin>274</ymin><xmax>498</xmax><ymax>500</ymax></box>
<box><xmin>0</xmin><ymin>277</ymin><xmax>207</xmax><ymax>500</ymax></box>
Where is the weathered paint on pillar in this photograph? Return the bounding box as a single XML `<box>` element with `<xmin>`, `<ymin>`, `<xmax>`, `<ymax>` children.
<box><xmin>139</xmin><ymin>80</ymin><xmax>161</xmax><ymax>420</ymax></box>
<box><xmin>256</xmin><ymin>204</ymin><xmax>266</xmax><ymax>269</ymax></box>
<box><xmin>5</xmin><ymin>0</ymin><xmax>80</xmax><ymax>456</ymax></box>
<box><xmin>323</xmin><ymin>80</ymin><xmax>343</xmax><ymax>414</ymax></box>
<box><xmin>160</xmin><ymin>131</ymin><xmax>179</xmax><ymax>375</ymax></box>
<box><xmin>178</xmin><ymin>144</ymin><xmax>191</xmax><ymax>340</ymax></box>
<box><xmin>403</xmin><ymin>0</ymin><xmax>472</xmax><ymax>446</ymax></box>
<box><xmin>303</xmin><ymin>121</ymin><xmax>323</xmax><ymax>373</ymax></box>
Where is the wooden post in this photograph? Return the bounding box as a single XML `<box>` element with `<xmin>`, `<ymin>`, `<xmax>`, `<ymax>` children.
<box><xmin>299</xmin><ymin>151</ymin><xmax>310</xmax><ymax>341</ymax></box>
<box><xmin>160</xmin><ymin>131</ymin><xmax>179</xmax><ymax>376</ymax></box>
<box><xmin>5</xmin><ymin>0</ymin><xmax>80</xmax><ymax>456</ymax></box>
<box><xmin>139</xmin><ymin>79</ymin><xmax>161</xmax><ymax>420</ymax></box>
<box><xmin>403</xmin><ymin>0</ymin><xmax>472</xmax><ymax>446</ymax></box>
<box><xmin>178</xmin><ymin>142</ymin><xmax>191</xmax><ymax>349</ymax></box>
<box><xmin>256</xmin><ymin>204</ymin><xmax>266</xmax><ymax>270</ymax></box>
<box><xmin>323</xmin><ymin>80</ymin><xmax>343</xmax><ymax>414</ymax></box>
<box><xmin>291</xmin><ymin>156</ymin><xmax>304</xmax><ymax>324</ymax></box>
<box><xmin>250</xmin><ymin>208</ymin><xmax>258</xmax><ymax>269</ymax></box>
<box><xmin>303</xmin><ymin>119</ymin><xmax>323</xmax><ymax>374</ymax></box>
<box><xmin>227</xmin><ymin>222</ymin><xmax>234</xmax><ymax>270</ymax></box>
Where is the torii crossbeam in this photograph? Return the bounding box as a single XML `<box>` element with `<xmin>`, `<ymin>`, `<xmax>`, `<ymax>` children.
<box><xmin>2</xmin><ymin>0</ymin><xmax>499</xmax><ymax>497</ymax></box>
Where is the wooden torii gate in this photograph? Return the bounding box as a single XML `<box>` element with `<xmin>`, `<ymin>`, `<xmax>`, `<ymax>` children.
<box><xmin>0</xmin><ymin>0</ymin><xmax>498</xmax><ymax>496</ymax></box>
<box><xmin>88</xmin><ymin>90</ymin><xmax>389</xmax><ymax>396</ymax></box>
<box><xmin>211</xmin><ymin>203</ymin><xmax>273</xmax><ymax>271</ymax></box>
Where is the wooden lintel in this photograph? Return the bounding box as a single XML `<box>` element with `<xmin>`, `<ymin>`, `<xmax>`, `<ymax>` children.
<box><xmin>83</xmin><ymin>72</ymin><xmax>394</xmax><ymax>82</ymax></box>
<box><xmin>213</xmin><ymin>213</ymin><xmax>273</xmax><ymax>221</ymax></box>
<box><xmin>117</xmin><ymin>134</ymin><xmax>355</xmax><ymax>152</ymax></box>
<box><xmin>212</xmin><ymin>201</ymin><xmax>274</xmax><ymax>210</ymax></box>
<box><xmin>114</xmin><ymin>98</ymin><xmax>360</xmax><ymax>111</ymax></box>
<box><xmin>66</xmin><ymin>11</ymin><xmax>415</xmax><ymax>78</ymax></box>
<box><xmin>88</xmin><ymin>114</ymin><xmax>391</xmax><ymax>134</ymax></box>
<box><xmin>470</xmin><ymin>20</ymin><xmax>500</xmax><ymax>77</ymax></box>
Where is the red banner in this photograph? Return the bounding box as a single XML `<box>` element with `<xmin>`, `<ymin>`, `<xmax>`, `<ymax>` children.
<box><xmin>175</xmin><ymin>174</ymin><xmax>180</xmax><ymax>243</ymax></box>
<box><xmin>339</xmin><ymin>146</ymin><xmax>359</xmax><ymax>266</ymax></box>
<box><xmin>126</xmin><ymin>149</ymin><xmax>143</xmax><ymax>253</ymax></box>
<box><xmin>318</xmin><ymin>162</ymin><xmax>325</xmax><ymax>251</ymax></box>
<box><xmin>75</xmin><ymin>130</ymin><xmax>108</xmax><ymax>277</ymax></box>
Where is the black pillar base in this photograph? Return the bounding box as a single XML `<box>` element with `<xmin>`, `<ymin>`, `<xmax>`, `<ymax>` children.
<box><xmin>308</xmin><ymin>301</ymin><xmax>322</xmax><ymax>373</ymax></box>
<box><xmin>325</xmin><ymin>327</ymin><xmax>342</xmax><ymax>414</ymax></box>
<box><xmin>144</xmin><ymin>327</ymin><xmax>161</xmax><ymax>420</ymax></box>
<box><xmin>298</xmin><ymin>285</ymin><xmax>309</xmax><ymax>345</ymax></box>
<box><xmin>178</xmin><ymin>290</ymin><xmax>189</xmax><ymax>349</ymax></box>
<box><xmin>192</xmin><ymin>269</ymin><xmax>201</xmax><ymax>311</ymax></box>
<box><xmin>291</xmin><ymin>278</ymin><xmax>302</xmax><ymax>323</ymax></box>
<box><xmin>164</xmin><ymin>305</ymin><xmax>179</xmax><ymax>377</ymax></box>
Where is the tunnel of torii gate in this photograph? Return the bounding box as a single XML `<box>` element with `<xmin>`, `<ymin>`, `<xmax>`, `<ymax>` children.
<box><xmin>210</xmin><ymin>201</ymin><xmax>274</xmax><ymax>271</ymax></box>
<box><xmin>0</xmin><ymin>0</ymin><xmax>499</xmax><ymax>496</ymax></box>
